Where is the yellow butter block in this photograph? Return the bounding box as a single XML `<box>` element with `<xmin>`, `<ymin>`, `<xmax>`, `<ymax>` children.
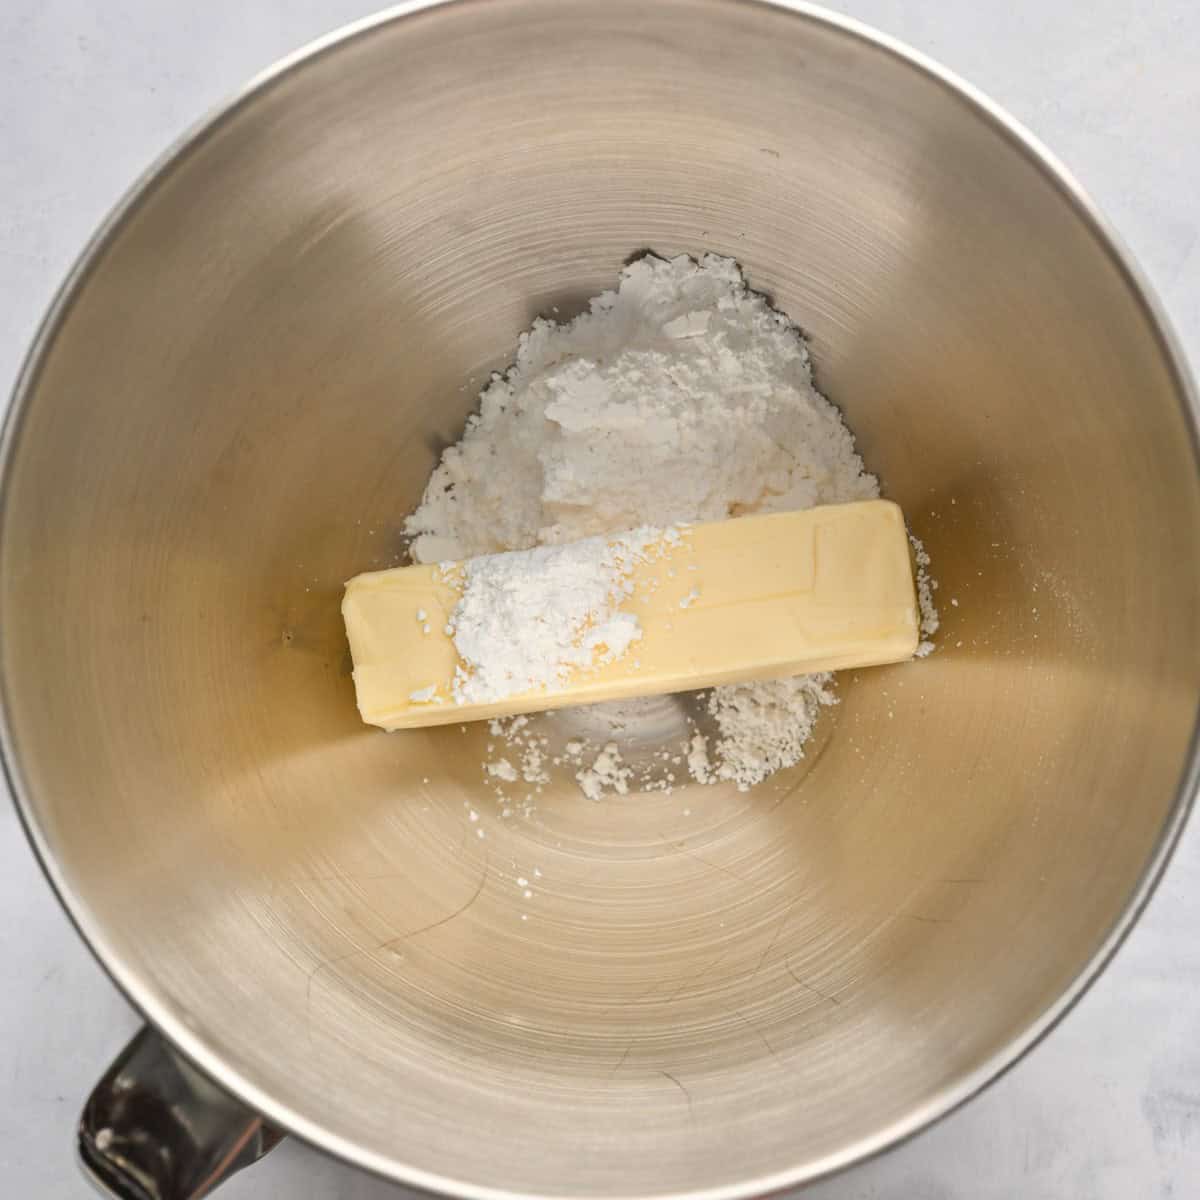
<box><xmin>343</xmin><ymin>501</ymin><xmax>919</xmax><ymax>731</ymax></box>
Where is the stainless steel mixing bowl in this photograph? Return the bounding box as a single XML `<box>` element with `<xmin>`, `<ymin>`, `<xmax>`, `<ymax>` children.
<box><xmin>3</xmin><ymin>1</ymin><xmax>1199</xmax><ymax>1197</ymax></box>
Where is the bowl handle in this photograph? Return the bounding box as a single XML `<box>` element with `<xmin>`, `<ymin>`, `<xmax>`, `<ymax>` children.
<box><xmin>77</xmin><ymin>1025</ymin><xmax>283</xmax><ymax>1199</ymax></box>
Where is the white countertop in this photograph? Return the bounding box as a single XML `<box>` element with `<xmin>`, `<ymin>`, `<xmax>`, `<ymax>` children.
<box><xmin>2</xmin><ymin>2</ymin><xmax>1197</xmax><ymax>1196</ymax></box>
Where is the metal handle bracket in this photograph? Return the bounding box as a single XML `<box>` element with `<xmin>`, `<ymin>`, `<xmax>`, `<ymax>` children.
<box><xmin>79</xmin><ymin>1026</ymin><xmax>283</xmax><ymax>1200</ymax></box>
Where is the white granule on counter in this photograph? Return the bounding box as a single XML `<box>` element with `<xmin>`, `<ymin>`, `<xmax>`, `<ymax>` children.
<box><xmin>445</xmin><ymin>528</ymin><xmax>668</xmax><ymax>705</ymax></box>
<box><xmin>406</xmin><ymin>252</ymin><xmax>935</xmax><ymax>796</ymax></box>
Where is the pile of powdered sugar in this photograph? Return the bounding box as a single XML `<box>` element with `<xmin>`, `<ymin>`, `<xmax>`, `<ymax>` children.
<box><xmin>406</xmin><ymin>252</ymin><xmax>936</xmax><ymax>796</ymax></box>
<box><xmin>445</xmin><ymin>527</ymin><xmax>670</xmax><ymax>704</ymax></box>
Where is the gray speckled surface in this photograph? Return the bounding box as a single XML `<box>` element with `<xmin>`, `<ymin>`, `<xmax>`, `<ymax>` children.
<box><xmin>1</xmin><ymin>2</ymin><xmax>1197</xmax><ymax>1197</ymax></box>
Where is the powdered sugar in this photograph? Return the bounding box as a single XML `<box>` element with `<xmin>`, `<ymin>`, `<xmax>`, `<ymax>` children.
<box><xmin>576</xmin><ymin>742</ymin><xmax>634</xmax><ymax>801</ymax></box>
<box><xmin>485</xmin><ymin>757</ymin><xmax>518</xmax><ymax>782</ymax></box>
<box><xmin>444</xmin><ymin>528</ymin><xmax>665</xmax><ymax>704</ymax></box>
<box><xmin>405</xmin><ymin>252</ymin><xmax>932</xmax><ymax>797</ymax></box>
<box><xmin>686</xmin><ymin>733</ymin><xmax>713</xmax><ymax>785</ymax></box>
<box><xmin>705</xmin><ymin>675</ymin><xmax>839</xmax><ymax>790</ymax></box>
<box><xmin>406</xmin><ymin>253</ymin><xmax>877</xmax><ymax>561</ymax></box>
<box><xmin>909</xmin><ymin>534</ymin><xmax>940</xmax><ymax>658</ymax></box>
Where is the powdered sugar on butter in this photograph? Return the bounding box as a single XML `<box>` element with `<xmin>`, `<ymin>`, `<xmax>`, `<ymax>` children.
<box><xmin>445</xmin><ymin>528</ymin><xmax>669</xmax><ymax>704</ymax></box>
<box><xmin>406</xmin><ymin>253</ymin><xmax>934</xmax><ymax>795</ymax></box>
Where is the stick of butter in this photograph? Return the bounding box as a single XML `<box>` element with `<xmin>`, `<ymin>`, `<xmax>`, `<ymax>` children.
<box><xmin>343</xmin><ymin>500</ymin><xmax>919</xmax><ymax>731</ymax></box>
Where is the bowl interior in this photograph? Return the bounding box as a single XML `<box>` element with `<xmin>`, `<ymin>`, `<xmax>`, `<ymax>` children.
<box><xmin>2</xmin><ymin>1</ymin><xmax>1198</xmax><ymax>1195</ymax></box>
